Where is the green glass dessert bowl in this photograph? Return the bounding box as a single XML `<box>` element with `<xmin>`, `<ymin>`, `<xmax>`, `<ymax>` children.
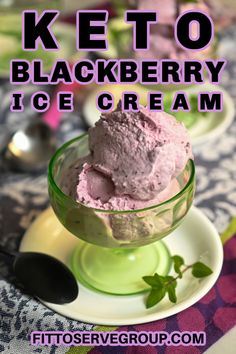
<box><xmin>48</xmin><ymin>134</ymin><xmax>195</xmax><ymax>295</ymax></box>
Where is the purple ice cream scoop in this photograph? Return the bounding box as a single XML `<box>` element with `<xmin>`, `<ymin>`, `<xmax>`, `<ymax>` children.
<box><xmin>60</xmin><ymin>102</ymin><xmax>192</xmax><ymax>211</ymax></box>
<box><xmin>87</xmin><ymin>103</ymin><xmax>192</xmax><ymax>203</ymax></box>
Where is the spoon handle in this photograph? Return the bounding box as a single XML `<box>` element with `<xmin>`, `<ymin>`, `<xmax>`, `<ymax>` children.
<box><xmin>0</xmin><ymin>245</ymin><xmax>16</xmax><ymax>258</ymax></box>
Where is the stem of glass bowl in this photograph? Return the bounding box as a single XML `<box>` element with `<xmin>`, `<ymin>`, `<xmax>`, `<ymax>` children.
<box><xmin>70</xmin><ymin>240</ymin><xmax>172</xmax><ymax>295</ymax></box>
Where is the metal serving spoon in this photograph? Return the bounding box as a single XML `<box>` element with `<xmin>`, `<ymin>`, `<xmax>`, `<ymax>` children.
<box><xmin>0</xmin><ymin>245</ymin><xmax>78</xmax><ymax>304</ymax></box>
<box><xmin>3</xmin><ymin>120</ymin><xmax>57</xmax><ymax>172</ymax></box>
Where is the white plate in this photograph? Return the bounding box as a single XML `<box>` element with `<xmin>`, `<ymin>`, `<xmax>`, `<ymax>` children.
<box><xmin>82</xmin><ymin>83</ymin><xmax>235</xmax><ymax>146</ymax></box>
<box><xmin>19</xmin><ymin>206</ymin><xmax>223</xmax><ymax>326</ymax></box>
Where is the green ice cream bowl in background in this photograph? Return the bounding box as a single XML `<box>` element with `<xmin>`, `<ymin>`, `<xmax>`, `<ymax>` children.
<box><xmin>48</xmin><ymin>134</ymin><xmax>195</xmax><ymax>295</ymax></box>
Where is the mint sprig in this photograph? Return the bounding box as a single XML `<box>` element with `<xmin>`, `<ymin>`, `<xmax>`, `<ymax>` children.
<box><xmin>143</xmin><ymin>255</ymin><xmax>213</xmax><ymax>309</ymax></box>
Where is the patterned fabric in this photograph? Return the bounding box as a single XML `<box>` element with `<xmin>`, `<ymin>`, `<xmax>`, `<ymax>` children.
<box><xmin>0</xmin><ymin>25</ymin><xmax>236</xmax><ymax>354</ymax></box>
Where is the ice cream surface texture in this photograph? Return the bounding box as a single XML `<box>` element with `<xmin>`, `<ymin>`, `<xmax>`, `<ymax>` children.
<box><xmin>61</xmin><ymin>102</ymin><xmax>192</xmax><ymax>211</ymax></box>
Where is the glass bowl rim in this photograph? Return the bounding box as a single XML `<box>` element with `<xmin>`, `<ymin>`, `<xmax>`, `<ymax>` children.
<box><xmin>48</xmin><ymin>134</ymin><xmax>195</xmax><ymax>215</ymax></box>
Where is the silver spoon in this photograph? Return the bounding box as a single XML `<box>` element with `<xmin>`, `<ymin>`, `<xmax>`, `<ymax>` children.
<box><xmin>3</xmin><ymin>120</ymin><xmax>57</xmax><ymax>172</ymax></box>
<box><xmin>0</xmin><ymin>245</ymin><xmax>79</xmax><ymax>304</ymax></box>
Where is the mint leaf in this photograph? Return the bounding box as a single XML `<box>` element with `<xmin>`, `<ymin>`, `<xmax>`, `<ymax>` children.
<box><xmin>154</xmin><ymin>273</ymin><xmax>166</xmax><ymax>285</ymax></box>
<box><xmin>146</xmin><ymin>288</ymin><xmax>166</xmax><ymax>309</ymax></box>
<box><xmin>143</xmin><ymin>273</ymin><xmax>165</xmax><ymax>289</ymax></box>
<box><xmin>172</xmin><ymin>255</ymin><xmax>184</xmax><ymax>278</ymax></box>
<box><xmin>192</xmin><ymin>262</ymin><xmax>213</xmax><ymax>278</ymax></box>
<box><xmin>142</xmin><ymin>276</ymin><xmax>157</xmax><ymax>287</ymax></box>
<box><xmin>143</xmin><ymin>275</ymin><xmax>162</xmax><ymax>289</ymax></box>
<box><xmin>167</xmin><ymin>282</ymin><xmax>177</xmax><ymax>303</ymax></box>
